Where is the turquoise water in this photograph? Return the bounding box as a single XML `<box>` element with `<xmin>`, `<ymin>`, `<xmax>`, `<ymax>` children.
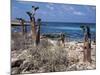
<box><xmin>11</xmin><ymin>22</ymin><xmax>96</xmax><ymax>41</ymax></box>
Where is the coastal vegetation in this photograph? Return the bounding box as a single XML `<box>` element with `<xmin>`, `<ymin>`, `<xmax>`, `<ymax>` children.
<box><xmin>11</xmin><ymin>5</ymin><xmax>96</xmax><ymax>74</ymax></box>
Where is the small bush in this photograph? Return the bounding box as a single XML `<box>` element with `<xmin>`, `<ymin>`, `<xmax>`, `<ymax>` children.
<box><xmin>11</xmin><ymin>39</ymin><xmax>68</xmax><ymax>74</ymax></box>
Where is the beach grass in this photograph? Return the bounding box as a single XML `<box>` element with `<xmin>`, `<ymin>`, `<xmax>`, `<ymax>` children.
<box><xmin>11</xmin><ymin>32</ymin><xmax>96</xmax><ymax>74</ymax></box>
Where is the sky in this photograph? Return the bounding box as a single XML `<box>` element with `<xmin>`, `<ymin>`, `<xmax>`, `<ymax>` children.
<box><xmin>11</xmin><ymin>0</ymin><xmax>96</xmax><ymax>23</ymax></box>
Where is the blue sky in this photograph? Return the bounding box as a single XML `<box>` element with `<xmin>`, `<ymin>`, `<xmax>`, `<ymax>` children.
<box><xmin>11</xmin><ymin>0</ymin><xmax>96</xmax><ymax>23</ymax></box>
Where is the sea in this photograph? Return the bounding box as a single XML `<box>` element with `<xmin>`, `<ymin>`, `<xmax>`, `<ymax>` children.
<box><xmin>11</xmin><ymin>22</ymin><xmax>96</xmax><ymax>41</ymax></box>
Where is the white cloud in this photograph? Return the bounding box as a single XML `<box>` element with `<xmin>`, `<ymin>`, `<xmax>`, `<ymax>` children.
<box><xmin>61</xmin><ymin>5</ymin><xmax>85</xmax><ymax>16</ymax></box>
<box><xmin>73</xmin><ymin>11</ymin><xmax>85</xmax><ymax>16</ymax></box>
<box><xmin>46</xmin><ymin>4</ymin><xmax>54</xmax><ymax>10</ymax></box>
<box><xmin>61</xmin><ymin>5</ymin><xmax>74</xmax><ymax>11</ymax></box>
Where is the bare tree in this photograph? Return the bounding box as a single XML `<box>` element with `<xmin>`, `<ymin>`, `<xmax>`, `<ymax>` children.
<box><xmin>80</xmin><ymin>25</ymin><xmax>91</xmax><ymax>63</ymax></box>
<box><xmin>26</xmin><ymin>6</ymin><xmax>39</xmax><ymax>46</ymax></box>
<box><xmin>58</xmin><ymin>32</ymin><xmax>65</xmax><ymax>47</ymax></box>
<box><xmin>16</xmin><ymin>18</ymin><xmax>27</xmax><ymax>49</ymax></box>
<box><xmin>36</xmin><ymin>18</ymin><xmax>41</xmax><ymax>46</ymax></box>
<box><xmin>86</xmin><ymin>26</ymin><xmax>91</xmax><ymax>63</ymax></box>
<box><xmin>26</xmin><ymin>12</ymin><xmax>32</xmax><ymax>21</ymax></box>
<box><xmin>16</xmin><ymin>18</ymin><xmax>26</xmax><ymax>35</ymax></box>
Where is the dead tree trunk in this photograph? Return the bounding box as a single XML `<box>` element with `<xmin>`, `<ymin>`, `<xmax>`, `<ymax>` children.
<box><xmin>26</xmin><ymin>6</ymin><xmax>39</xmax><ymax>46</ymax></box>
<box><xmin>82</xmin><ymin>26</ymin><xmax>91</xmax><ymax>63</ymax></box>
<box><xmin>83</xmin><ymin>32</ymin><xmax>88</xmax><ymax>62</ymax></box>
<box><xmin>21</xmin><ymin>20</ymin><xmax>26</xmax><ymax>35</ymax></box>
<box><xmin>16</xmin><ymin>18</ymin><xmax>26</xmax><ymax>35</ymax></box>
<box><xmin>26</xmin><ymin>12</ymin><xmax>37</xmax><ymax>46</ymax></box>
<box><xmin>86</xmin><ymin>26</ymin><xmax>91</xmax><ymax>63</ymax></box>
<box><xmin>16</xmin><ymin>18</ymin><xmax>26</xmax><ymax>49</ymax></box>
<box><xmin>31</xmin><ymin>16</ymin><xmax>36</xmax><ymax>45</ymax></box>
<box><xmin>60</xmin><ymin>33</ymin><xmax>65</xmax><ymax>47</ymax></box>
<box><xmin>36</xmin><ymin>19</ymin><xmax>41</xmax><ymax>46</ymax></box>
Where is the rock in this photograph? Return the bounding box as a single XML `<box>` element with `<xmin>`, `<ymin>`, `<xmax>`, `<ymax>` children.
<box><xmin>67</xmin><ymin>64</ymin><xmax>77</xmax><ymax>71</ymax></box>
<box><xmin>12</xmin><ymin>59</ymin><xmax>24</xmax><ymax>68</ymax></box>
<box><xmin>11</xmin><ymin>67</ymin><xmax>19</xmax><ymax>75</ymax></box>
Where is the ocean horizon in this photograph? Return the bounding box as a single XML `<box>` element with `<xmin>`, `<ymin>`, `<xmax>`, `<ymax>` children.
<box><xmin>11</xmin><ymin>22</ymin><xmax>96</xmax><ymax>41</ymax></box>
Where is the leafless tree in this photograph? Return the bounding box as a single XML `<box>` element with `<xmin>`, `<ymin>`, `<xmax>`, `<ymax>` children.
<box><xmin>80</xmin><ymin>25</ymin><xmax>91</xmax><ymax>63</ymax></box>
<box><xmin>16</xmin><ymin>18</ymin><xmax>26</xmax><ymax>35</ymax></box>
<box><xmin>36</xmin><ymin>18</ymin><xmax>41</xmax><ymax>46</ymax></box>
<box><xmin>26</xmin><ymin>6</ymin><xmax>39</xmax><ymax>46</ymax></box>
